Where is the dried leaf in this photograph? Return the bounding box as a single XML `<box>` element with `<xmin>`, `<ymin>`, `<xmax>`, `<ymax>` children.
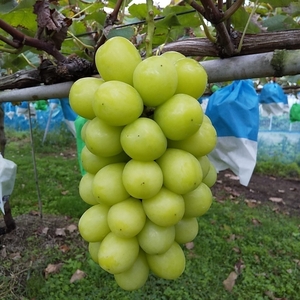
<box><xmin>61</xmin><ymin>190</ymin><xmax>69</xmax><ymax>195</ymax></box>
<box><xmin>290</xmin><ymin>187</ymin><xmax>296</xmax><ymax>191</ymax></box>
<box><xmin>66</xmin><ymin>224</ymin><xmax>78</xmax><ymax>233</ymax></box>
<box><xmin>278</xmin><ymin>189</ymin><xmax>285</xmax><ymax>193</ymax></box>
<box><xmin>269</xmin><ymin>197</ymin><xmax>284</xmax><ymax>203</ymax></box>
<box><xmin>264</xmin><ymin>290</ymin><xmax>287</xmax><ymax>300</ymax></box>
<box><xmin>227</xmin><ymin>234</ymin><xmax>236</xmax><ymax>242</ymax></box>
<box><xmin>29</xmin><ymin>210</ymin><xmax>40</xmax><ymax>216</ymax></box>
<box><xmin>42</xmin><ymin>227</ymin><xmax>49</xmax><ymax>235</ymax></box>
<box><xmin>70</xmin><ymin>269</ymin><xmax>86</xmax><ymax>283</ymax></box>
<box><xmin>223</xmin><ymin>271</ymin><xmax>238</xmax><ymax>292</ymax></box>
<box><xmin>245</xmin><ymin>199</ymin><xmax>258</xmax><ymax>208</ymax></box>
<box><xmin>59</xmin><ymin>244</ymin><xmax>70</xmax><ymax>253</ymax></box>
<box><xmin>55</xmin><ymin>228</ymin><xmax>66</xmax><ymax>236</ymax></box>
<box><xmin>229</xmin><ymin>175</ymin><xmax>239</xmax><ymax>181</ymax></box>
<box><xmin>44</xmin><ymin>263</ymin><xmax>63</xmax><ymax>278</ymax></box>
<box><xmin>234</xmin><ymin>259</ymin><xmax>245</xmax><ymax>275</ymax></box>
<box><xmin>286</xmin><ymin>269</ymin><xmax>293</xmax><ymax>274</ymax></box>
<box><xmin>232</xmin><ymin>247</ymin><xmax>241</xmax><ymax>253</ymax></box>
<box><xmin>10</xmin><ymin>252</ymin><xmax>21</xmax><ymax>260</ymax></box>
<box><xmin>1</xmin><ymin>247</ymin><xmax>7</xmax><ymax>258</ymax></box>
<box><xmin>185</xmin><ymin>242</ymin><xmax>194</xmax><ymax>250</ymax></box>
<box><xmin>252</xmin><ymin>218</ymin><xmax>261</xmax><ymax>226</ymax></box>
<box><xmin>254</xmin><ymin>255</ymin><xmax>260</xmax><ymax>263</ymax></box>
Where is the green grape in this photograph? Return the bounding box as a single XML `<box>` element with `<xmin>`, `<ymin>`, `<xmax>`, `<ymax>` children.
<box><xmin>175</xmin><ymin>217</ymin><xmax>199</xmax><ymax>244</ymax></box>
<box><xmin>79</xmin><ymin>172</ymin><xmax>99</xmax><ymax>205</ymax></box>
<box><xmin>81</xmin><ymin>146</ymin><xmax>130</xmax><ymax>175</ymax></box>
<box><xmin>161</xmin><ymin>51</ymin><xmax>185</xmax><ymax>64</ymax></box>
<box><xmin>156</xmin><ymin>148</ymin><xmax>203</xmax><ymax>195</ymax></box>
<box><xmin>88</xmin><ymin>241</ymin><xmax>101</xmax><ymax>263</ymax></box>
<box><xmin>114</xmin><ymin>250</ymin><xmax>149</xmax><ymax>291</ymax></box>
<box><xmin>78</xmin><ymin>203</ymin><xmax>110</xmax><ymax>242</ymax></box>
<box><xmin>137</xmin><ymin>218</ymin><xmax>175</xmax><ymax>254</ymax></box>
<box><xmin>175</xmin><ymin>57</ymin><xmax>208</xmax><ymax>99</ymax></box>
<box><xmin>198</xmin><ymin>155</ymin><xmax>211</xmax><ymax>178</ymax></box>
<box><xmin>107</xmin><ymin>197</ymin><xmax>146</xmax><ymax>238</ymax></box>
<box><xmin>154</xmin><ymin>93</ymin><xmax>203</xmax><ymax>141</ymax></box>
<box><xmin>122</xmin><ymin>160</ymin><xmax>163</xmax><ymax>199</ymax></box>
<box><xmin>133</xmin><ymin>56</ymin><xmax>178</xmax><ymax>107</ymax></box>
<box><xmin>92</xmin><ymin>163</ymin><xmax>130</xmax><ymax>206</ymax></box>
<box><xmin>98</xmin><ymin>232</ymin><xmax>139</xmax><ymax>274</ymax></box>
<box><xmin>69</xmin><ymin>77</ymin><xmax>104</xmax><ymax>119</ymax></box>
<box><xmin>85</xmin><ymin>117</ymin><xmax>123</xmax><ymax>157</ymax></box>
<box><xmin>142</xmin><ymin>187</ymin><xmax>185</xmax><ymax>227</ymax></box>
<box><xmin>202</xmin><ymin>161</ymin><xmax>217</xmax><ymax>187</ymax></box>
<box><xmin>183</xmin><ymin>182</ymin><xmax>213</xmax><ymax>218</ymax></box>
<box><xmin>120</xmin><ymin>117</ymin><xmax>167</xmax><ymax>161</ymax></box>
<box><xmin>146</xmin><ymin>242</ymin><xmax>185</xmax><ymax>280</ymax></box>
<box><xmin>167</xmin><ymin>118</ymin><xmax>217</xmax><ymax>157</ymax></box>
<box><xmin>95</xmin><ymin>36</ymin><xmax>142</xmax><ymax>85</ymax></box>
<box><xmin>93</xmin><ymin>81</ymin><xmax>144</xmax><ymax>126</ymax></box>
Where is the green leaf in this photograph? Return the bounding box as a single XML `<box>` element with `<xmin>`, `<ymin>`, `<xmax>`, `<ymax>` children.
<box><xmin>0</xmin><ymin>9</ymin><xmax>37</xmax><ymax>32</ymax></box>
<box><xmin>162</xmin><ymin>6</ymin><xmax>200</xmax><ymax>28</ymax></box>
<box><xmin>0</xmin><ymin>0</ymin><xmax>18</xmax><ymax>14</ymax></box>
<box><xmin>155</xmin><ymin>13</ymin><xmax>181</xmax><ymax>28</ymax></box>
<box><xmin>128</xmin><ymin>3</ymin><xmax>160</xmax><ymax>20</ymax></box>
<box><xmin>107</xmin><ymin>27</ymin><xmax>135</xmax><ymax>40</ymax></box>
<box><xmin>262</xmin><ymin>14</ymin><xmax>300</xmax><ymax>31</ymax></box>
<box><xmin>282</xmin><ymin>2</ymin><xmax>300</xmax><ymax>17</ymax></box>
<box><xmin>249</xmin><ymin>0</ymin><xmax>292</xmax><ymax>7</ymax></box>
<box><xmin>231</xmin><ymin>7</ymin><xmax>261</xmax><ymax>33</ymax></box>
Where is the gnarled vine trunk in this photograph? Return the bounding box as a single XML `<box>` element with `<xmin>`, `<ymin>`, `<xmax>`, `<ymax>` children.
<box><xmin>0</xmin><ymin>106</ymin><xmax>16</xmax><ymax>235</ymax></box>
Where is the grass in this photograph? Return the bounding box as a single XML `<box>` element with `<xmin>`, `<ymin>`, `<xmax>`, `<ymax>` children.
<box><xmin>1</xmin><ymin>127</ymin><xmax>300</xmax><ymax>300</ymax></box>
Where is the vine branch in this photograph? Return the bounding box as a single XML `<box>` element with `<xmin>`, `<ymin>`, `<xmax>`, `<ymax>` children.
<box><xmin>0</xmin><ymin>19</ymin><xmax>66</xmax><ymax>62</ymax></box>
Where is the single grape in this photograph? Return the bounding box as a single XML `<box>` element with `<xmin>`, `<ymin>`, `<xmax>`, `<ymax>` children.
<box><xmin>142</xmin><ymin>187</ymin><xmax>185</xmax><ymax>227</ymax></box>
<box><xmin>79</xmin><ymin>172</ymin><xmax>99</xmax><ymax>205</ymax></box>
<box><xmin>120</xmin><ymin>117</ymin><xmax>167</xmax><ymax>161</ymax></box>
<box><xmin>167</xmin><ymin>119</ymin><xmax>217</xmax><ymax>157</ymax></box>
<box><xmin>81</xmin><ymin>146</ymin><xmax>130</xmax><ymax>175</ymax></box>
<box><xmin>107</xmin><ymin>197</ymin><xmax>146</xmax><ymax>238</ymax></box>
<box><xmin>114</xmin><ymin>250</ymin><xmax>149</xmax><ymax>291</ymax></box>
<box><xmin>78</xmin><ymin>203</ymin><xmax>110</xmax><ymax>242</ymax></box>
<box><xmin>69</xmin><ymin>77</ymin><xmax>104</xmax><ymax>119</ymax></box>
<box><xmin>154</xmin><ymin>93</ymin><xmax>203</xmax><ymax>141</ymax></box>
<box><xmin>88</xmin><ymin>241</ymin><xmax>101</xmax><ymax>263</ymax></box>
<box><xmin>156</xmin><ymin>148</ymin><xmax>203</xmax><ymax>195</ymax></box>
<box><xmin>175</xmin><ymin>57</ymin><xmax>208</xmax><ymax>99</ymax></box>
<box><xmin>146</xmin><ymin>242</ymin><xmax>186</xmax><ymax>280</ymax></box>
<box><xmin>175</xmin><ymin>217</ymin><xmax>199</xmax><ymax>244</ymax></box>
<box><xmin>95</xmin><ymin>36</ymin><xmax>142</xmax><ymax>85</ymax></box>
<box><xmin>84</xmin><ymin>117</ymin><xmax>123</xmax><ymax>157</ymax></box>
<box><xmin>183</xmin><ymin>182</ymin><xmax>213</xmax><ymax>218</ymax></box>
<box><xmin>202</xmin><ymin>161</ymin><xmax>217</xmax><ymax>187</ymax></box>
<box><xmin>98</xmin><ymin>232</ymin><xmax>139</xmax><ymax>274</ymax></box>
<box><xmin>137</xmin><ymin>218</ymin><xmax>175</xmax><ymax>255</ymax></box>
<box><xmin>122</xmin><ymin>160</ymin><xmax>163</xmax><ymax>199</ymax></box>
<box><xmin>133</xmin><ymin>56</ymin><xmax>178</xmax><ymax>107</ymax></box>
<box><xmin>161</xmin><ymin>51</ymin><xmax>185</xmax><ymax>64</ymax></box>
<box><xmin>93</xmin><ymin>81</ymin><xmax>144</xmax><ymax>126</ymax></box>
<box><xmin>92</xmin><ymin>163</ymin><xmax>129</xmax><ymax>206</ymax></box>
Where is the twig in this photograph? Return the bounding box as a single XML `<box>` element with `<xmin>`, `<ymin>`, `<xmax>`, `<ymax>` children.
<box><xmin>28</xmin><ymin>106</ymin><xmax>43</xmax><ymax>220</ymax></box>
<box><xmin>145</xmin><ymin>0</ymin><xmax>155</xmax><ymax>58</ymax></box>
<box><xmin>0</xmin><ymin>19</ymin><xmax>66</xmax><ymax>62</ymax></box>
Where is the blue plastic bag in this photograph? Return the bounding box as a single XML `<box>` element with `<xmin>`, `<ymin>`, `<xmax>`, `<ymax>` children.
<box><xmin>259</xmin><ymin>82</ymin><xmax>288</xmax><ymax>116</ymax></box>
<box><xmin>205</xmin><ymin>80</ymin><xmax>260</xmax><ymax>186</ymax></box>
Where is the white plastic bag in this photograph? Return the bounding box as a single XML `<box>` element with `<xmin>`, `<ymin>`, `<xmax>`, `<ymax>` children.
<box><xmin>0</xmin><ymin>154</ymin><xmax>17</xmax><ymax>214</ymax></box>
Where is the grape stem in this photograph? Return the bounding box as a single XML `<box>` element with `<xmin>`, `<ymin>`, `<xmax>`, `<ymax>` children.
<box><xmin>145</xmin><ymin>0</ymin><xmax>155</xmax><ymax>58</ymax></box>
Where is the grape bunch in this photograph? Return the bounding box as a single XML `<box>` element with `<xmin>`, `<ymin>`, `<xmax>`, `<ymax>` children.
<box><xmin>69</xmin><ymin>36</ymin><xmax>218</xmax><ymax>291</ymax></box>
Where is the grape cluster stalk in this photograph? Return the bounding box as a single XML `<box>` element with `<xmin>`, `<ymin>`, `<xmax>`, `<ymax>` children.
<box><xmin>69</xmin><ymin>36</ymin><xmax>218</xmax><ymax>291</ymax></box>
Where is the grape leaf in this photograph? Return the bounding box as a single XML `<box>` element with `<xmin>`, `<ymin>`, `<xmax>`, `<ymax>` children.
<box><xmin>282</xmin><ymin>2</ymin><xmax>300</xmax><ymax>17</ymax></box>
<box><xmin>128</xmin><ymin>3</ymin><xmax>160</xmax><ymax>20</ymax></box>
<box><xmin>107</xmin><ymin>27</ymin><xmax>135</xmax><ymax>40</ymax></box>
<box><xmin>155</xmin><ymin>13</ymin><xmax>181</xmax><ymax>28</ymax></box>
<box><xmin>230</xmin><ymin>7</ymin><xmax>261</xmax><ymax>34</ymax></box>
<box><xmin>0</xmin><ymin>0</ymin><xmax>18</xmax><ymax>14</ymax></box>
<box><xmin>249</xmin><ymin>0</ymin><xmax>292</xmax><ymax>7</ymax></box>
<box><xmin>262</xmin><ymin>14</ymin><xmax>300</xmax><ymax>31</ymax></box>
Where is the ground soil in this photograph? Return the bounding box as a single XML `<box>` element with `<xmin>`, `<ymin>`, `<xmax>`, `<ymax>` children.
<box><xmin>211</xmin><ymin>170</ymin><xmax>300</xmax><ymax>216</ymax></box>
